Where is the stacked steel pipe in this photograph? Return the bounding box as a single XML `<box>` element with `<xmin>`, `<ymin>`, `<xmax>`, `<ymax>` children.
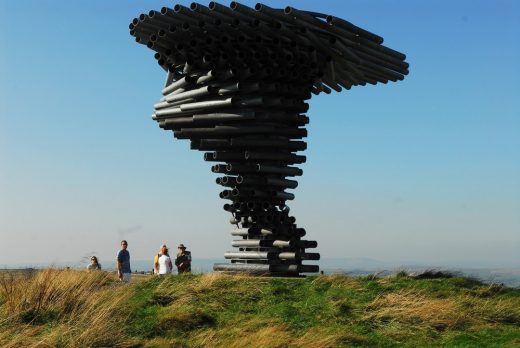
<box><xmin>130</xmin><ymin>2</ymin><xmax>408</xmax><ymax>275</ymax></box>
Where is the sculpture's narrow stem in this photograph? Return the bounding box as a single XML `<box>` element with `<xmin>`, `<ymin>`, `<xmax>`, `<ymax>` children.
<box><xmin>156</xmin><ymin>66</ymin><xmax>319</xmax><ymax>275</ymax></box>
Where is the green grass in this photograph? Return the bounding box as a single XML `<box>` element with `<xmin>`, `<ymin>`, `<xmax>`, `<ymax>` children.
<box><xmin>1</xmin><ymin>270</ymin><xmax>520</xmax><ymax>347</ymax></box>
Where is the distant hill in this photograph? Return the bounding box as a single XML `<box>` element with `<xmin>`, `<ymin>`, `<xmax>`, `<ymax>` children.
<box><xmin>1</xmin><ymin>269</ymin><xmax>519</xmax><ymax>347</ymax></box>
<box><xmin>3</xmin><ymin>258</ymin><xmax>519</xmax><ymax>287</ymax></box>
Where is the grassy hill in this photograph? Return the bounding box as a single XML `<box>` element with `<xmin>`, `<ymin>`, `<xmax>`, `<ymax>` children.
<box><xmin>1</xmin><ymin>269</ymin><xmax>519</xmax><ymax>347</ymax></box>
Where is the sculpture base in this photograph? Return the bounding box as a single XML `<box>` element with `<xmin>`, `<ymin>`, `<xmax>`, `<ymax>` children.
<box><xmin>213</xmin><ymin>262</ymin><xmax>318</xmax><ymax>276</ymax></box>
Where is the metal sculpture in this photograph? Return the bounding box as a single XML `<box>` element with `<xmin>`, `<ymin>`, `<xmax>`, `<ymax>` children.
<box><xmin>130</xmin><ymin>2</ymin><xmax>408</xmax><ymax>275</ymax></box>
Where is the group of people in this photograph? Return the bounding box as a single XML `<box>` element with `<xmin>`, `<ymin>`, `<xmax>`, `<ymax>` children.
<box><xmin>87</xmin><ymin>239</ymin><xmax>192</xmax><ymax>282</ymax></box>
<box><xmin>153</xmin><ymin>243</ymin><xmax>191</xmax><ymax>276</ymax></box>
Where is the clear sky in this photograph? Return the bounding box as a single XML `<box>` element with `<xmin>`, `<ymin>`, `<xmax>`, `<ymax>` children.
<box><xmin>0</xmin><ymin>0</ymin><xmax>519</xmax><ymax>268</ymax></box>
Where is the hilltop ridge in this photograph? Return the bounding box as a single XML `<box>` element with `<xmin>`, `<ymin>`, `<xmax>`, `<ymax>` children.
<box><xmin>1</xmin><ymin>269</ymin><xmax>519</xmax><ymax>347</ymax></box>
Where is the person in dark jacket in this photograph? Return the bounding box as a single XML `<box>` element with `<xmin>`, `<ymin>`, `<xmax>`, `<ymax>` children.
<box><xmin>175</xmin><ymin>244</ymin><xmax>191</xmax><ymax>274</ymax></box>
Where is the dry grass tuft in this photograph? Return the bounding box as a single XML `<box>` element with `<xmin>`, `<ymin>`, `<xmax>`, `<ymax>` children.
<box><xmin>190</xmin><ymin>272</ymin><xmax>227</xmax><ymax>291</ymax></box>
<box><xmin>193</xmin><ymin>327</ymin><xmax>220</xmax><ymax>347</ymax></box>
<box><xmin>364</xmin><ymin>290</ymin><xmax>465</xmax><ymax>330</ymax></box>
<box><xmin>473</xmin><ymin>283</ymin><xmax>508</xmax><ymax>298</ymax></box>
<box><xmin>230</xmin><ymin>323</ymin><xmax>292</xmax><ymax>348</ymax></box>
<box><xmin>0</xmin><ymin>269</ymin><xmax>131</xmax><ymax>347</ymax></box>
<box><xmin>193</xmin><ymin>319</ymin><xmax>291</xmax><ymax>348</ymax></box>
<box><xmin>0</xmin><ymin>325</ymin><xmax>43</xmax><ymax>348</ymax></box>
<box><xmin>463</xmin><ymin>296</ymin><xmax>520</xmax><ymax>325</ymax></box>
<box><xmin>143</xmin><ymin>337</ymin><xmax>187</xmax><ymax>348</ymax></box>
<box><xmin>0</xmin><ymin>268</ymin><xmax>114</xmax><ymax>322</ymax></box>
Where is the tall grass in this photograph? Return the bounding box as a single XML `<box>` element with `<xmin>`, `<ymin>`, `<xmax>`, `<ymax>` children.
<box><xmin>363</xmin><ymin>289</ymin><xmax>466</xmax><ymax>329</ymax></box>
<box><xmin>0</xmin><ymin>269</ymin><xmax>131</xmax><ymax>347</ymax></box>
<box><xmin>1</xmin><ymin>270</ymin><xmax>519</xmax><ymax>347</ymax></box>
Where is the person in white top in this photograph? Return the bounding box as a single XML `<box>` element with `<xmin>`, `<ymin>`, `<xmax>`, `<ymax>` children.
<box><xmin>154</xmin><ymin>244</ymin><xmax>173</xmax><ymax>276</ymax></box>
<box><xmin>87</xmin><ymin>256</ymin><xmax>101</xmax><ymax>270</ymax></box>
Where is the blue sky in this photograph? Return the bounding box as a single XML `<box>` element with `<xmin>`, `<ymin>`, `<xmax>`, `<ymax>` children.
<box><xmin>0</xmin><ymin>0</ymin><xmax>519</xmax><ymax>268</ymax></box>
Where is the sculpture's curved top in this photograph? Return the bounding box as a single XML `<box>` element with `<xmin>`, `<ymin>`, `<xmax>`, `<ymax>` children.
<box><xmin>129</xmin><ymin>2</ymin><xmax>408</xmax><ymax>95</ymax></box>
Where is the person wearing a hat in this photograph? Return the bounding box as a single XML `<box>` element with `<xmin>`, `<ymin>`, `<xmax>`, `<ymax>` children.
<box><xmin>175</xmin><ymin>244</ymin><xmax>191</xmax><ymax>274</ymax></box>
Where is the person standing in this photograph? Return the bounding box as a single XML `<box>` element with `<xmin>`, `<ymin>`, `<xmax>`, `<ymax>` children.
<box><xmin>154</xmin><ymin>244</ymin><xmax>173</xmax><ymax>276</ymax></box>
<box><xmin>117</xmin><ymin>240</ymin><xmax>131</xmax><ymax>282</ymax></box>
<box><xmin>87</xmin><ymin>256</ymin><xmax>101</xmax><ymax>270</ymax></box>
<box><xmin>175</xmin><ymin>244</ymin><xmax>191</xmax><ymax>274</ymax></box>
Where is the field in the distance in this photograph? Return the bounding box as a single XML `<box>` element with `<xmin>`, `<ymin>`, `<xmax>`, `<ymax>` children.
<box><xmin>1</xmin><ymin>269</ymin><xmax>519</xmax><ymax>347</ymax></box>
